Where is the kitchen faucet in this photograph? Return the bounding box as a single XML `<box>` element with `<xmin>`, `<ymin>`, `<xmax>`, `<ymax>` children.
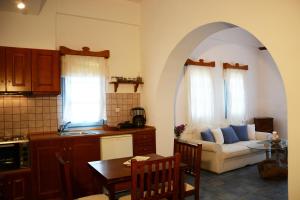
<box><xmin>58</xmin><ymin>121</ymin><xmax>71</xmax><ymax>133</ymax></box>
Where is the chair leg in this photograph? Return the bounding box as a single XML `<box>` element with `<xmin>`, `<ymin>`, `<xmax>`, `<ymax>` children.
<box><xmin>195</xmin><ymin>192</ymin><xmax>200</xmax><ymax>200</ymax></box>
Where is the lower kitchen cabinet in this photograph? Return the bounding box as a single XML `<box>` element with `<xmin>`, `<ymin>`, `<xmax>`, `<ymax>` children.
<box><xmin>30</xmin><ymin>127</ymin><xmax>156</xmax><ymax>200</ymax></box>
<box><xmin>31</xmin><ymin>136</ymin><xmax>100</xmax><ymax>200</ymax></box>
<box><xmin>133</xmin><ymin>129</ymin><xmax>156</xmax><ymax>156</ymax></box>
<box><xmin>0</xmin><ymin>168</ymin><xmax>32</xmax><ymax>200</ymax></box>
<box><xmin>31</xmin><ymin>139</ymin><xmax>62</xmax><ymax>200</ymax></box>
<box><xmin>70</xmin><ymin>137</ymin><xmax>100</xmax><ymax>198</ymax></box>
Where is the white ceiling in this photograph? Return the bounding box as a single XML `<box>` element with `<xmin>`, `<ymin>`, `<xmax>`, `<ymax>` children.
<box><xmin>0</xmin><ymin>0</ymin><xmax>47</xmax><ymax>15</ymax></box>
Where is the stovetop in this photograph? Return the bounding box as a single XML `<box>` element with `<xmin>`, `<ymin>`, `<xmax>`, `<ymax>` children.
<box><xmin>0</xmin><ymin>136</ymin><xmax>29</xmax><ymax>144</ymax></box>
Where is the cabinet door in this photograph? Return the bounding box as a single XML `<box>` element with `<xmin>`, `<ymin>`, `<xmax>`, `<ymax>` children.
<box><xmin>31</xmin><ymin>140</ymin><xmax>63</xmax><ymax>200</ymax></box>
<box><xmin>0</xmin><ymin>169</ymin><xmax>31</xmax><ymax>200</ymax></box>
<box><xmin>133</xmin><ymin>129</ymin><xmax>156</xmax><ymax>156</ymax></box>
<box><xmin>70</xmin><ymin>137</ymin><xmax>100</xmax><ymax>198</ymax></box>
<box><xmin>0</xmin><ymin>47</ymin><xmax>5</xmax><ymax>91</ymax></box>
<box><xmin>10</xmin><ymin>169</ymin><xmax>31</xmax><ymax>200</ymax></box>
<box><xmin>32</xmin><ymin>50</ymin><xmax>60</xmax><ymax>94</ymax></box>
<box><xmin>5</xmin><ymin>47</ymin><xmax>31</xmax><ymax>92</ymax></box>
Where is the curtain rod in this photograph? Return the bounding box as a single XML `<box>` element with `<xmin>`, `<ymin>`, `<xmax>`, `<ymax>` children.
<box><xmin>59</xmin><ymin>46</ymin><xmax>110</xmax><ymax>58</ymax></box>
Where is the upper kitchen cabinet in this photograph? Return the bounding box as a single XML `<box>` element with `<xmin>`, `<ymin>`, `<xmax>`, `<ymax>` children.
<box><xmin>0</xmin><ymin>46</ymin><xmax>60</xmax><ymax>95</ymax></box>
<box><xmin>5</xmin><ymin>47</ymin><xmax>32</xmax><ymax>92</ymax></box>
<box><xmin>0</xmin><ymin>47</ymin><xmax>5</xmax><ymax>92</ymax></box>
<box><xmin>32</xmin><ymin>50</ymin><xmax>60</xmax><ymax>94</ymax></box>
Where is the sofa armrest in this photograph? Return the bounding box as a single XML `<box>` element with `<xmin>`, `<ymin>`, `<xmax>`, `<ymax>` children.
<box><xmin>192</xmin><ymin>139</ymin><xmax>222</xmax><ymax>153</ymax></box>
<box><xmin>255</xmin><ymin>131</ymin><xmax>272</xmax><ymax>140</ymax></box>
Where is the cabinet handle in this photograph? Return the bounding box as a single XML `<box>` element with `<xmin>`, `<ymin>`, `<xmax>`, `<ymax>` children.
<box><xmin>7</xmin><ymin>181</ymin><xmax>11</xmax><ymax>185</ymax></box>
<box><xmin>69</xmin><ymin>147</ymin><xmax>72</xmax><ymax>151</ymax></box>
<box><xmin>7</xmin><ymin>80</ymin><xmax>11</xmax><ymax>83</ymax></box>
<box><xmin>0</xmin><ymin>80</ymin><xmax>4</xmax><ymax>83</ymax></box>
<box><xmin>63</xmin><ymin>147</ymin><xmax>66</xmax><ymax>151</ymax></box>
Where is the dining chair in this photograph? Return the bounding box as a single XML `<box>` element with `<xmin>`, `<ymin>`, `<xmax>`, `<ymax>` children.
<box><xmin>119</xmin><ymin>153</ymin><xmax>181</xmax><ymax>200</ymax></box>
<box><xmin>174</xmin><ymin>139</ymin><xmax>202</xmax><ymax>200</ymax></box>
<box><xmin>56</xmin><ymin>153</ymin><xmax>109</xmax><ymax>200</ymax></box>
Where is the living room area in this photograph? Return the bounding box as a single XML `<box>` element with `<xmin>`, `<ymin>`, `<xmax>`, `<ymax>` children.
<box><xmin>174</xmin><ymin>26</ymin><xmax>288</xmax><ymax>199</ymax></box>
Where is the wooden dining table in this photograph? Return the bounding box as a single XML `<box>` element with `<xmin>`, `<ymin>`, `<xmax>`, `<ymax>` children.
<box><xmin>88</xmin><ymin>153</ymin><xmax>186</xmax><ymax>200</ymax></box>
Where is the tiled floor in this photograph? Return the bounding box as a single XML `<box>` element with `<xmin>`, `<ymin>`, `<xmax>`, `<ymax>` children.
<box><xmin>186</xmin><ymin>165</ymin><xmax>288</xmax><ymax>200</ymax></box>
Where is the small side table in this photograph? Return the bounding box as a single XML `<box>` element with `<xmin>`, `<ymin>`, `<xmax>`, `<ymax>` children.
<box><xmin>254</xmin><ymin>117</ymin><xmax>274</xmax><ymax>133</ymax></box>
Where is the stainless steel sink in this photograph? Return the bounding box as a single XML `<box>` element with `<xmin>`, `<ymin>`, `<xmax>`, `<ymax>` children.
<box><xmin>61</xmin><ymin>130</ymin><xmax>97</xmax><ymax>136</ymax></box>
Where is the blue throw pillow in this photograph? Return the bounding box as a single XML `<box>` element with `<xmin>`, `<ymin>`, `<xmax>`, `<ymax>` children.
<box><xmin>201</xmin><ymin>129</ymin><xmax>215</xmax><ymax>142</ymax></box>
<box><xmin>230</xmin><ymin>125</ymin><xmax>249</xmax><ymax>141</ymax></box>
<box><xmin>221</xmin><ymin>127</ymin><xmax>240</xmax><ymax>144</ymax></box>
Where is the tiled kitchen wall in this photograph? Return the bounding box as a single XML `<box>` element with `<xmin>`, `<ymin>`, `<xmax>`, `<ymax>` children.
<box><xmin>106</xmin><ymin>93</ymin><xmax>140</xmax><ymax>126</ymax></box>
<box><xmin>0</xmin><ymin>96</ymin><xmax>60</xmax><ymax>137</ymax></box>
<box><xmin>0</xmin><ymin>93</ymin><xmax>140</xmax><ymax>137</ymax></box>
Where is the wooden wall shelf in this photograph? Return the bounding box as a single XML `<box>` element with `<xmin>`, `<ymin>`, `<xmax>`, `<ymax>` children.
<box><xmin>109</xmin><ymin>81</ymin><xmax>144</xmax><ymax>93</ymax></box>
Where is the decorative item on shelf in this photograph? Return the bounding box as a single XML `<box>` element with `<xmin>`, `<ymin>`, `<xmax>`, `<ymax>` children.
<box><xmin>174</xmin><ymin>124</ymin><xmax>186</xmax><ymax>138</ymax></box>
<box><xmin>109</xmin><ymin>76</ymin><xmax>144</xmax><ymax>92</ymax></box>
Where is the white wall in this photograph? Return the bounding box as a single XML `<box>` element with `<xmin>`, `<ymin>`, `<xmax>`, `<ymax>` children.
<box><xmin>140</xmin><ymin>1</ymin><xmax>300</xmax><ymax>198</ymax></box>
<box><xmin>175</xmin><ymin>33</ymin><xmax>260</xmax><ymax>127</ymax></box>
<box><xmin>257</xmin><ymin>51</ymin><xmax>288</xmax><ymax>138</ymax></box>
<box><xmin>0</xmin><ymin>0</ymin><xmax>141</xmax><ymax>93</ymax></box>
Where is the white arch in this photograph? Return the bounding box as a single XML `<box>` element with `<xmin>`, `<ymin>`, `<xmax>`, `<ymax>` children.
<box><xmin>154</xmin><ymin>22</ymin><xmax>287</xmax><ymax>156</ymax></box>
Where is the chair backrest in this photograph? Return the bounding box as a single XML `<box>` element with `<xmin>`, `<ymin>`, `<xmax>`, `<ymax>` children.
<box><xmin>174</xmin><ymin>139</ymin><xmax>202</xmax><ymax>188</ymax></box>
<box><xmin>131</xmin><ymin>153</ymin><xmax>181</xmax><ymax>200</ymax></box>
<box><xmin>56</xmin><ymin>153</ymin><xmax>73</xmax><ymax>200</ymax></box>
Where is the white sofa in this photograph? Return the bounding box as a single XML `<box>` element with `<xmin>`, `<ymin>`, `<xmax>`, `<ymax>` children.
<box><xmin>180</xmin><ymin>126</ymin><xmax>272</xmax><ymax>174</ymax></box>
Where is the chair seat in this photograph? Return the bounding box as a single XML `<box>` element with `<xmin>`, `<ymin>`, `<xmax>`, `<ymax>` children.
<box><xmin>184</xmin><ymin>183</ymin><xmax>195</xmax><ymax>192</ymax></box>
<box><xmin>77</xmin><ymin>194</ymin><xmax>109</xmax><ymax>200</ymax></box>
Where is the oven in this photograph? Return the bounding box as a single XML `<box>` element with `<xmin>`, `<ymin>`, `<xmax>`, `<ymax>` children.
<box><xmin>0</xmin><ymin>139</ymin><xmax>29</xmax><ymax>171</ymax></box>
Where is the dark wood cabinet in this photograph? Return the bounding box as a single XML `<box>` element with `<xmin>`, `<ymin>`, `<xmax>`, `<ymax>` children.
<box><xmin>0</xmin><ymin>168</ymin><xmax>31</xmax><ymax>200</ymax></box>
<box><xmin>133</xmin><ymin>129</ymin><xmax>156</xmax><ymax>156</ymax></box>
<box><xmin>5</xmin><ymin>47</ymin><xmax>32</xmax><ymax>92</ymax></box>
<box><xmin>0</xmin><ymin>46</ymin><xmax>60</xmax><ymax>94</ymax></box>
<box><xmin>32</xmin><ymin>50</ymin><xmax>60</xmax><ymax>94</ymax></box>
<box><xmin>30</xmin><ymin>127</ymin><xmax>156</xmax><ymax>199</ymax></box>
<box><xmin>31</xmin><ymin>139</ymin><xmax>62</xmax><ymax>200</ymax></box>
<box><xmin>0</xmin><ymin>47</ymin><xmax>5</xmax><ymax>92</ymax></box>
<box><xmin>254</xmin><ymin>117</ymin><xmax>274</xmax><ymax>133</ymax></box>
<box><xmin>69</xmin><ymin>137</ymin><xmax>100</xmax><ymax>198</ymax></box>
<box><xmin>31</xmin><ymin>136</ymin><xmax>100</xmax><ymax>199</ymax></box>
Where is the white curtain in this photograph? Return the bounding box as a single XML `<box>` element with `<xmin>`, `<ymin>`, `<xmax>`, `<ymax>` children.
<box><xmin>186</xmin><ymin>65</ymin><xmax>215</xmax><ymax>128</ymax></box>
<box><xmin>224</xmin><ymin>69</ymin><xmax>246</xmax><ymax>124</ymax></box>
<box><xmin>61</xmin><ymin>55</ymin><xmax>107</xmax><ymax>125</ymax></box>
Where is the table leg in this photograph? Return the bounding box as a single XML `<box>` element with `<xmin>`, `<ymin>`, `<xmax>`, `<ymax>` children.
<box><xmin>107</xmin><ymin>184</ymin><xmax>116</xmax><ymax>200</ymax></box>
<box><xmin>266</xmin><ymin>149</ymin><xmax>270</xmax><ymax>159</ymax></box>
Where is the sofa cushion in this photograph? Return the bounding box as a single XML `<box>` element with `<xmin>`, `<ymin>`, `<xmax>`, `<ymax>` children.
<box><xmin>211</xmin><ymin>128</ymin><xmax>224</xmax><ymax>144</ymax></box>
<box><xmin>247</xmin><ymin>124</ymin><xmax>256</xmax><ymax>140</ymax></box>
<box><xmin>221</xmin><ymin>127</ymin><xmax>240</xmax><ymax>144</ymax></box>
<box><xmin>221</xmin><ymin>142</ymin><xmax>252</xmax><ymax>159</ymax></box>
<box><xmin>201</xmin><ymin>129</ymin><xmax>215</xmax><ymax>142</ymax></box>
<box><xmin>230</xmin><ymin>125</ymin><xmax>249</xmax><ymax>141</ymax></box>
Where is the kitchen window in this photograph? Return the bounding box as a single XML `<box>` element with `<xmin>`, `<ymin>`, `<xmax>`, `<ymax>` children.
<box><xmin>61</xmin><ymin>55</ymin><xmax>107</xmax><ymax>127</ymax></box>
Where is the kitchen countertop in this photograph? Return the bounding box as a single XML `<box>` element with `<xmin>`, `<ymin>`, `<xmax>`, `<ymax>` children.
<box><xmin>29</xmin><ymin>126</ymin><xmax>155</xmax><ymax>141</ymax></box>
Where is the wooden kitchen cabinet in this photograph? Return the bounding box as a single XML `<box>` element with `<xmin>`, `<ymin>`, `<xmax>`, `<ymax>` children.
<box><xmin>0</xmin><ymin>46</ymin><xmax>60</xmax><ymax>94</ymax></box>
<box><xmin>0</xmin><ymin>168</ymin><xmax>32</xmax><ymax>200</ymax></box>
<box><xmin>5</xmin><ymin>47</ymin><xmax>32</xmax><ymax>92</ymax></box>
<box><xmin>0</xmin><ymin>47</ymin><xmax>5</xmax><ymax>92</ymax></box>
<box><xmin>31</xmin><ymin>136</ymin><xmax>100</xmax><ymax>199</ymax></box>
<box><xmin>133</xmin><ymin>129</ymin><xmax>156</xmax><ymax>156</ymax></box>
<box><xmin>31</xmin><ymin>139</ymin><xmax>63</xmax><ymax>200</ymax></box>
<box><xmin>69</xmin><ymin>137</ymin><xmax>100</xmax><ymax>198</ymax></box>
<box><xmin>32</xmin><ymin>49</ymin><xmax>60</xmax><ymax>94</ymax></box>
